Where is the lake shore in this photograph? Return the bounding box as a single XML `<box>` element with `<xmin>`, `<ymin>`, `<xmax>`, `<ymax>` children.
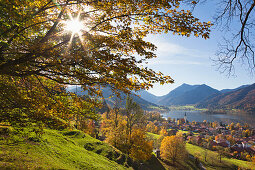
<box><xmin>161</xmin><ymin>109</ymin><xmax>255</xmax><ymax>128</ymax></box>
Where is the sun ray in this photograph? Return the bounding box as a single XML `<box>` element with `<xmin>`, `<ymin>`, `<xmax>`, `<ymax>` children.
<box><xmin>64</xmin><ymin>10</ymin><xmax>84</xmax><ymax>34</ymax></box>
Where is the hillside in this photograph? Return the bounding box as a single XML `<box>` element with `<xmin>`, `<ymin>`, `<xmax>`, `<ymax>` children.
<box><xmin>157</xmin><ymin>84</ymin><xmax>219</xmax><ymax>106</ymax></box>
<box><xmin>220</xmin><ymin>84</ymin><xmax>250</xmax><ymax>93</ymax></box>
<box><xmin>0</xmin><ymin>129</ymin><xmax>129</xmax><ymax>169</ymax></box>
<box><xmin>147</xmin><ymin>132</ymin><xmax>252</xmax><ymax>170</ymax></box>
<box><xmin>135</xmin><ymin>90</ymin><xmax>159</xmax><ymax>105</ymax></box>
<box><xmin>67</xmin><ymin>86</ymin><xmax>159</xmax><ymax>110</ymax></box>
<box><xmin>2</xmin><ymin>128</ymin><xmax>202</xmax><ymax>170</ymax></box>
<box><xmin>68</xmin><ymin>83</ymin><xmax>254</xmax><ymax>110</ymax></box>
<box><xmin>197</xmin><ymin>83</ymin><xmax>255</xmax><ymax>112</ymax></box>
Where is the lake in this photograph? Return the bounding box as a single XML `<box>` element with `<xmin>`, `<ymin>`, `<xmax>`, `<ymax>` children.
<box><xmin>161</xmin><ymin>110</ymin><xmax>255</xmax><ymax>127</ymax></box>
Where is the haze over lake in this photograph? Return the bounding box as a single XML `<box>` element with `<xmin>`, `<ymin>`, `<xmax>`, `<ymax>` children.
<box><xmin>162</xmin><ymin>110</ymin><xmax>255</xmax><ymax>127</ymax></box>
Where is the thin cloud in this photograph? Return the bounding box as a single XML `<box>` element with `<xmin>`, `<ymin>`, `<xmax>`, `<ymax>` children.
<box><xmin>154</xmin><ymin>41</ymin><xmax>206</xmax><ymax>59</ymax></box>
<box><xmin>146</xmin><ymin>60</ymin><xmax>203</xmax><ymax>65</ymax></box>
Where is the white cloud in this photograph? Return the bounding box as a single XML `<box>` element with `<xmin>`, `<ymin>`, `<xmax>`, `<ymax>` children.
<box><xmin>140</xmin><ymin>38</ymin><xmax>211</xmax><ymax>66</ymax></box>
<box><xmin>142</xmin><ymin>41</ymin><xmax>209</xmax><ymax>66</ymax></box>
<box><xmin>154</xmin><ymin>41</ymin><xmax>206</xmax><ymax>59</ymax></box>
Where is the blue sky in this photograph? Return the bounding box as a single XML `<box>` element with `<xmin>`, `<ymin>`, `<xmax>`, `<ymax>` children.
<box><xmin>144</xmin><ymin>1</ymin><xmax>255</xmax><ymax>96</ymax></box>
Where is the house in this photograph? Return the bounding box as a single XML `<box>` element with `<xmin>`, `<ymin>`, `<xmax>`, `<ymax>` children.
<box><xmin>231</xmin><ymin>144</ymin><xmax>245</xmax><ymax>153</ymax></box>
<box><xmin>188</xmin><ymin>136</ymin><xmax>203</xmax><ymax>145</ymax></box>
<box><xmin>214</xmin><ymin>139</ymin><xmax>230</xmax><ymax>147</ymax></box>
<box><xmin>242</xmin><ymin>141</ymin><xmax>251</xmax><ymax>148</ymax></box>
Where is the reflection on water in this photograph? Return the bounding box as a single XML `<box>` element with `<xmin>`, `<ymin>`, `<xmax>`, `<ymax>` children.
<box><xmin>162</xmin><ymin>110</ymin><xmax>255</xmax><ymax>127</ymax></box>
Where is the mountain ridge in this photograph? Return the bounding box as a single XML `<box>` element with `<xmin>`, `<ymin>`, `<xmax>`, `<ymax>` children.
<box><xmin>157</xmin><ymin>84</ymin><xmax>220</xmax><ymax>106</ymax></box>
<box><xmin>197</xmin><ymin>83</ymin><xmax>255</xmax><ymax>112</ymax></box>
<box><xmin>67</xmin><ymin>83</ymin><xmax>253</xmax><ymax>112</ymax></box>
<box><xmin>67</xmin><ymin>86</ymin><xmax>159</xmax><ymax>111</ymax></box>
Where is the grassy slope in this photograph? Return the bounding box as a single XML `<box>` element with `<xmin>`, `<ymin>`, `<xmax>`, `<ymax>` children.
<box><xmin>146</xmin><ymin>132</ymin><xmax>253</xmax><ymax>170</ymax></box>
<box><xmin>2</xmin><ymin>129</ymin><xmax>251</xmax><ymax>170</ymax></box>
<box><xmin>146</xmin><ymin>132</ymin><xmax>161</xmax><ymax>140</ymax></box>
<box><xmin>0</xmin><ymin>129</ymin><xmax>128</xmax><ymax>169</ymax></box>
<box><xmin>186</xmin><ymin>143</ymin><xmax>252</xmax><ymax>170</ymax></box>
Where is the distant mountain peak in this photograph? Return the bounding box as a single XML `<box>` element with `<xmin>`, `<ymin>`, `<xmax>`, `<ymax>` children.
<box><xmin>156</xmin><ymin>83</ymin><xmax>219</xmax><ymax>106</ymax></box>
<box><xmin>180</xmin><ymin>83</ymin><xmax>191</xmax><ymax>87</ymax></box>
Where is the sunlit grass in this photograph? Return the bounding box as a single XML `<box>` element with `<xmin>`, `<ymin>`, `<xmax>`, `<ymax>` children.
<box><xmin>186</xmin><ymin>143</ymin><xmax>252</xmax><ymax>170</ymax></box>
<box><xmin>0</xmin><ymin>129</ymin><xmax>127</xmax><ymax>169</ymax></box>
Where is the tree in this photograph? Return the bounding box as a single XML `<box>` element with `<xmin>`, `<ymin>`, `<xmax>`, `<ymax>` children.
<box><xmin>193</xmin><ymin>0</ymin><xmax>255</xmax><ymax>74</ymax></box>
<box><xmin>0</xmin><ymin>0</ymin><xmax>211</xmax><ymax>94</ymax></box>
<box><xmin>212</xmin><ymin>121</ymin><xmax>218</xmax><ymax>128</ymax></box>
<box><xmin>177</xmin><ymin>119</ymin><xmax>181</xmax><ymax>125</ymax></box>
<box><xmin>101</xmin><ymin>97</ymin><xmax>152</xmax><ymax>161</ymax></box>
<box><xmin>226</xmin><ymin>135</ymin><xmax>235</xmax><ymax>145</ymax></box>
<box><xmin>129</xmin><ymin>128</ymin><xmax>153</xmax><ymax>161</ymax></box>
<box><xmin>229</xmin><ymin>122</ymin><xmax>235</xmax><ymax>130</ymax></box>
<box><xmin>215</xmin><ymin>146</ymin><xmax>224</xmax><ymax>163</ymax></box>
<box><xmin>251</xmin><ymin>156</ymin><xmax>255</xmax><ymax>169</ymax></box>
<box><xmin>246</xmin><ymin>155</ymin><xmax>251</xmax><ymax>162</ymax></box>
<box><xmin>86</xmin><ymin>120</ymin><xmax>98</xmax><ymax>138</ymax></box>
<box><xmin>0</xmin><ymin>75</ymin><xmax>97</xmax><ymax>132</ymax></box>
<box><xmin>160</xmin><ymin>135</ymin><xmax>187</xmax><ymax>164</ymax></box>
<box><xmin>236</xmin><ymin>123</ymin><xmax>241</xmax><ymax>129</ymax></box>
<box><xmin>101</xmin><ymin>108</ymin><xmax>126</xmax><ymax>148</ymax></box>
<box><xmin>1</xmin><ymin>0</ymin><xmax>213</xmax><ymax>134</ymax></box>
<box><xmin>160</xmin><ymin>128</ymin><xmax>169</xmax><ymax>136</ymax></box>
<box><xmin>124</xmin><ymin>95</ymin><xmax>145</xmax><ymax>152</ymax></box>
<box><xmin>192</xmin><ymin>120</ymin><xmax>197</xmax><ymax>125</ymax></box>
<box><xmin>242</xmin><ymin>129</ymin><xmax>251</xmax><ymax>137</ymax></box>
<box><xmin>202</xmin><ymin>142</ymin><xmax>208</xmax><ymax>162</ymax></box>
<box><xmin>231</xmin><ymin>130</ymin><xmax>236</xmax><ymax>136</ymax></box>
<box><xmin>146</xmin><ymin>121</ymin><xmax>159</xmax><ymax>134</ymax></box>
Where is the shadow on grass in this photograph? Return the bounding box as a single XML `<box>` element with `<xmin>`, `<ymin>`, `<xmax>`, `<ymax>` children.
<box><xmin>203</xmin><ymin>158</ymin><xmax>239</xmax><ymax>170</ymax></box>
<box><xmin>141</xmin><ymin>155</ymin><xmax>166</xmax><ymax>170</ymax></box>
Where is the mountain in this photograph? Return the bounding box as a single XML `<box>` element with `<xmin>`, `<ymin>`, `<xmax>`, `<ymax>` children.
<box><xmin>220</xmin><ymin>84</ymin><xmax>250</xmax><ymax>93</ymax></box>
<box><xmin>197</xmin><ymin>83</ymin><xmax>255</xmax><ymax>112</ymax></box>
<box><xmin>67</xmin><ymin>83</ymin><xmax>254</xmax><ymax>110</ymax></box>
<box><xmin>157</xmin><ymin>84</ymin><xmax>220</xmax><ymax>106</ymax></box>
<box><xmin>134</xmin><ymin>90</ymin><xmax>159</xmax><ymax>104</ymax></box>
<box><xmin>67</xmin><ymin>86</ymin><xmax>158</xmax><ymax>110</ymax></box>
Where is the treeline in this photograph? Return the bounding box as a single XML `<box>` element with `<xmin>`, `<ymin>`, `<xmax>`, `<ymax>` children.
<box><xmin>0</xmin><ymin>76</ymin><xmax>100</xmax><ymax>137</ymax></box>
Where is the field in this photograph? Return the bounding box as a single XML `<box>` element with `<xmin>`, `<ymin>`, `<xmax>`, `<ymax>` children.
<box><xmin>168</xmin><ymin>105</ymin><xmax>207</xmax><ymax>111</ymax></box>
<box><xmin>186</xmin><ymin>143</ymin><xmax>253</xmax><ymax>170</ymax></box>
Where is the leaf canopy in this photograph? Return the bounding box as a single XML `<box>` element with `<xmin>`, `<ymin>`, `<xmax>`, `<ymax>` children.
<box><xmin>0</xmin><ymin>0</ymin><xmax>212</xmax><ymax>94</ymax></box>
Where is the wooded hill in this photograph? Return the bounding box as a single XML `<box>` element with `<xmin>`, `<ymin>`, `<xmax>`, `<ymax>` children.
<box><xmin>197</xmin><ymin>83</ymin><xmax>255</xmax><ymax>112</ymax></box>
<box><xmin>134</xmin><ymin>83</ymin><xmax>255</xmax><ymax>113</ymax></box>
<box><xmin>67</xmin><ymin>86</ymin><xmax>161</xmax><ymax>111</ymax></box>
<box><xmin>135</xmin><ymin>84</ymin><xmax>220</xmax><ymax>106</ymax></box>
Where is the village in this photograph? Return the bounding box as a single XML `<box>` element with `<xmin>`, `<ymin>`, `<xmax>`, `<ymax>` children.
<box><xmin>148</xmin><ymin>112</ymin><xmax>255</xmax><ymax>162</ymax></box>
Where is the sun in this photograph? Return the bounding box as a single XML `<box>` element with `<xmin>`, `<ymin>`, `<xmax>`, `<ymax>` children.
<box><xmin>65</xmin><ymin>18</ymin><xmax>84</xmax><ymax>34</ymax></box>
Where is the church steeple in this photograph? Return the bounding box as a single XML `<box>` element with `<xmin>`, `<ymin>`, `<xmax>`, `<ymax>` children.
<box><xmin>184</xmin><ymin>112</ymin><xmax>187</xmax><ymax>123</ymax></box>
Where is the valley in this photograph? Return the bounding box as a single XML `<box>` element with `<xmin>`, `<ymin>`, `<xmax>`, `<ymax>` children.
<box><xmin>2</xmin><ymin>1</ymin><xmax>255</xmax><ymax>169</ymax></box>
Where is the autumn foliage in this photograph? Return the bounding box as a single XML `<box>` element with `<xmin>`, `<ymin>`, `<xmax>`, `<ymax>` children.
<box><xmin>0</xmin><ymin>0</ymin><xmax>213</xmax><ymax>135</ymax></box>
<box><xmin>160</xmin><ymin>134</ymin><xmax>187</xmax><ymax>164</ymax></box>
<box><xmin>0</xmin><ymin>75</ymin><xmax>99</xmax><ymax>134</ymax></box>
<box><xmin>0</xmin><ymin>0</ymin><xmax>212</xmax><ymax>95</ymax></box>
<box><xmin>101</xmin><ymin>97</ymin><xmax>153</xmax><ymax>161</ymax></box>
